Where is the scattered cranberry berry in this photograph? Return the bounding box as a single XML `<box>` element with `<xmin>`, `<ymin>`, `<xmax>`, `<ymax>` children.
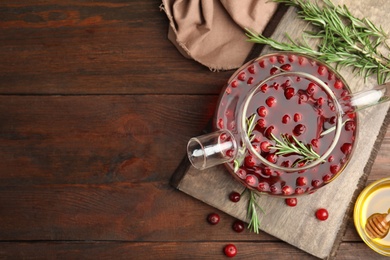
<box><xmin>317</xmin><ymin>65</ymin><xmax>327</xmax><ymax>76</ymax></box>
<box><xmin>236</xmin><ymin>169</ymin><xmax>247</xmax><ymax>179</ymax></box>
<box><xmin>311</xmin><ymin>138</ymin><xmax>319</xmax><ymax>148</ymax></box>
<box><xmin>306</xmin><ymin>82</ymin><xmax>316</xmax><ymax>95</ymax></box>
<box><xmin>259</xmin><ymin>60</ymin><xmax>266</xmax><ymax>68</ymax></box>
<box><xmin>248</xmin><ymin>65</ymin><xmax>255</xmax><ymax>74</ymax></box>
<box><xmin>293</xmin><ymin>113</ymin><xmax>302</xmax><ymax>122</ymax></box>
<box><xmin>282</xmin><ymin>185</ymin><xmax>293</xmax><ymax>195</ymax></box>
<box><xmin>245</xmin><ymin>175</ymin><xmax>258</xmax><ymax>187</ymax></box>
<box><xmin>237</xmin><ymin>72</ymin><xmax>246</xmax><ymax>81</ymax></box>
<box><xmin>315</xmin><ymin>208</ymin><xmax>329</xmax><ymax>221</ymax></box>
<box><xmin>298</xmin><ymin>93</ymin><xmax>308</xmax><ymax>104</ymax></box>
<box><xmin>231</xmin><ymin>80</ymin><xmax>238</xmax><ymax>88</ymax></box>
<box><xmin>285</xmin><ymin>198</ymin><xmax>297</xmax><ymax>207</ymax></box>
<box><xmin>264</xmin><ymin>125</ymin><xmax>275</xmax><ymax>138</ymax></box>
<box><xmin>229</xmin><ymin>191</ymin><xmax>241</xmax><ymax>203</ymax></box>
<box><xmin>312</xmin><ymin>179</ymin><xmax>321</xmax><ymax>188</ymax></box>
<box><xmin>266</xmin><ymin>96</ymin><xmax>276</xmax><ymax>107</ymax></box>
<box><xmin>296</xmin><ymin>176</ymin><xmax>307</xmax><ymax>186</ymax></box>
<box><xmin>244</xmin><ymin>155</ymin><xmax>256</xmax><ymax>168</ymax></box>
<box><xmin>281</xmin><ymin>64</ymin><xmax>292</xmax><ymax>71</ymax></box>
<box><xmin>207</xmin><ymin>213</ymin><xmax>220</xmax><ymax>225</ymax></box>
<box><xmin>288</xmin><ymin>54</ymin><xmax>295</xmax><ymax>62</ymax></box>
<box><xmin>293</xmin><ymin>124</ymin><xmax>306</xmax><ymax>136</ymax></box>
<box><xmin>270</xmin><ymin>67</ymin><xmax>278</xmax><ymax>75</ymax></box>
<box><xmin>217</xmin><ymin>118</ymin><xmax>224</xmax><ymax>129</ymax></box>
<box><xmin>344</xmin><ymin>121</ymin><xmax>356</xmax><ymax>131</ymax></box>
<box><xmin>323</xmin><ymin>173</ymin><xmax>332</xmax><ymax>182</ymax></box>
<box><xmin>330</xmin><ymin>164</ymin><xmax>340</xmax><ymax>174</ymax></box>
<box><xmin>266</xmin><ymin>153</ymin><xmax>277</xmax><ymax>163</ymax></box>
<box><xmin>317</xmin><ymin>97</ymin><xmax>325</xmax><ymax>105</ymax></box>
<box><xmin>257</xmin><ymin>106</ymin><xmax>267</xmax><ymax>117</ymax></box>
<box><xmin>258</xmin><ymin>182</ymin><xmax>269</xmax><ymax>191</ymax></box>
<box><xmin>298</xmin><ymin>56</ymin><xmax>306</xmax><ymax>65</ymax></box>
<box><xmin>277</xmin><ymin>55</ymin><xmax>285</xmax><ymax>64</ymax></box>
<box><xmin>282</xmin><ymin>114</ymin><xmax>290</xmax><ymax>124</ymax></box>
<box><xmin>260</xmin><ymin>84</ymin><xmax>268</xmax><ymax>93</ymax></box>
<box><xmin>224</xmin><ymin>244</ymin><xmax>237</xmax><ymax>258</ymax></box>
<box><xmin>257</xmin><ymin>118</ymin><xmax>266</xmax><ymax>128</ymax></box>
<box><xmin>262</xmin><ymin>168</ymin><xmax>272</xmax><ymax>176</ymax></box>
<box><xmin>340</xmin><ymin>143</ymin><xmax>352</xmax><ymax>155</ymax></box>
<box><xmin>232</xmin><ymin>220</ymin><xmax>245</xmax><ymax>233</ymax></box>
<box><xmin>284</xmin><ymin>87</ymin><xmax>295</xmax><ymax>100</ymax></box>
<box><xmin>334</xmin><ymin>79</ymin><xmax>343</xmax><ymax>89</ymax></box>
<box><xmin>260</xmin><ymin>141</ymin><xmax>271</xmax><ymax>152</ymax></box>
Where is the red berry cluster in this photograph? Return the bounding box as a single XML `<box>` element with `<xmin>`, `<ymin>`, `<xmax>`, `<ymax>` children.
<box><xmin>206</xmin><ymin>191</ymin><xmax>247</xmax><ymax>257</ymax></box>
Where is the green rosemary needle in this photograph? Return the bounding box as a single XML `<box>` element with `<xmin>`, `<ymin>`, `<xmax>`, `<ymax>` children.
<box><xmin>270</xmin><ymin>133</ymin><xmax>321</xmax><ymax>166</ymax></box>
<box><xmin>247</xmin><ymin>190</ymin><xmax>265</xmax><ymax>234</ymax></box>
<box><xmin>246</xmin><ymin>0</ymin><xmax>390</xmax><ymax>84</ymax></box>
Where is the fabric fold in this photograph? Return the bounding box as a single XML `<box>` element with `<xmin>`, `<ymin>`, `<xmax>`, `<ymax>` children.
<box><xmin>161</xmin><ymin>0</ymin><xmax>278</xmax><ymax>71</ymax></box>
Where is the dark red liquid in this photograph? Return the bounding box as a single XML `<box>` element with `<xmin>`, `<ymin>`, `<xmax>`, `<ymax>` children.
<box><xmin>216</xmin><ymin>53</ymin><xmax>357</xmax><ymax>196</ymax></box>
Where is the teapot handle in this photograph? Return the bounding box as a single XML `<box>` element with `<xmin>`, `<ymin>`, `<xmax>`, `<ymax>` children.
<box><xmin>338</xmin><ymin>82</ymin><xmax>390</xmax><ymax>115</ymax></box>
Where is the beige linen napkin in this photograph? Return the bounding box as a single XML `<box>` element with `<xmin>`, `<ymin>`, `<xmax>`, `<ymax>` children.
<box><xmin>161</xmin><ymin>0</ymin><xmax>278</xmax><ymax>71</ymax></box>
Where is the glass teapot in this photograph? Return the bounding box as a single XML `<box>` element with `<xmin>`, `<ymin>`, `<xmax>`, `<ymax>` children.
<box><xmin>187</xmin><ymin>52</ymin><xmax>390</xmax><ymax>197</ymax></box>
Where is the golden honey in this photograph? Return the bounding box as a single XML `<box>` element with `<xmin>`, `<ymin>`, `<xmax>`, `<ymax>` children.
<box><xmin>354</xmin><ymin>178</ymin><xmax>390</xmax><ymax>256</ymax></box>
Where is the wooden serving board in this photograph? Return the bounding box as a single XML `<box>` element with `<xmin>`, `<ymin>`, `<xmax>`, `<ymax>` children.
<box><xmin>171</xmin><ymin>1</ymin><xmax>390</xmax><ymax>258</ymax></box>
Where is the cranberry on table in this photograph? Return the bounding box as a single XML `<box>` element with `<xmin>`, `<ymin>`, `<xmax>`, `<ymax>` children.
<box><xmin>232</xmin><ymin>220</ymin><xmax>245</xmax><ymax>233</ymax></box>
<box><xmin>224</xmin><ymin>244</ymin><xmax>237</xmax><ymax>258</ymax></box>
<box><xmin>229</xmin><ymin>191</ymin><xmax>241</xmax><ymax>203</ymax></box>
<box><xmin>315</xmin><ymin>208</ymin><xmax>329</xmax><ymax>221</ymax></box>
<box><xmin>285</xmin><ymin>198</ymin><xmax>297</xmax><ymax>207</ymax></box>
<box><xmin>207</xmin><ymin>213</ymin><xmax>220</xmax><ymax>225</ymax></box>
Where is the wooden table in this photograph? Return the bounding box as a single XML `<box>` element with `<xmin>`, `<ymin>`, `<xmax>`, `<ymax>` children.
<box><xmin>0</xmin><ymin>1</ymin><xmax>389</xmax><ymax>259</ymax></box>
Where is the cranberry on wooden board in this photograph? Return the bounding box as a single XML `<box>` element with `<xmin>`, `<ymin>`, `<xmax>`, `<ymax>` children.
<box><xmin>316</xmin><ymin>208</ymin><xmax>329</xmax><ymax>221</ymax></box>
<box><xmin>285</xmin><ymin>198</ymin><xmax>298</xmax><ymax>207</ymax></box>
<box><xmin>229</xmin><ymin>191</ymin><xmax>241</xmax><ymax>203</ymax></box>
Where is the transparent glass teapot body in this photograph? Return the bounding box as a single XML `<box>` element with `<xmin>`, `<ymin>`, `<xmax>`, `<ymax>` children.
<box><xmin>187</xmin><ymin>53</ymin><xmax>390</xmax><ymax>197</ymax></box>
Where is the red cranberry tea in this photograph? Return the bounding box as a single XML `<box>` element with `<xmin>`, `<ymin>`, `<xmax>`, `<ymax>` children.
<box><xmin>216</xmin><ymin>53</ymin><xmax>357</xmax><ymax>196</ymax></box>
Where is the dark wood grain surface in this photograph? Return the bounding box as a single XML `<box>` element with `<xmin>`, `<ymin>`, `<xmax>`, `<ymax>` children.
<box><xmin>0</xmin><ymin>1</ymin><xmax>389</xmax><ymax>259</ymax></box>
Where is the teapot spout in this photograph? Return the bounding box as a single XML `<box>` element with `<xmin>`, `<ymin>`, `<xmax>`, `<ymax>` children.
<box><xmin>187</xmin><ymin>130</ymin><xmax>237</xmax><ymax>170</ymax></box>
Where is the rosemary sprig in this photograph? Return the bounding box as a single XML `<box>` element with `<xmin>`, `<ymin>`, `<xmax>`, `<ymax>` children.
<box><xmin>246</xmin><ymin>0</ymin><xmax>390</xmax><ymax>84</ymax></box>
<box><xmin>270</xmin><ymin>133</ymin><xmax>321</xmax><ymax>166</ymax></box>
<box><xmin>247</xmin><ymin>190</ymin><xmax>265</xmax><ymax>234</ymax></box>
<box><xmin>233</xmin><ymin>114</ymin><xmax>257</xmax><ymax>172</ymax></box>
